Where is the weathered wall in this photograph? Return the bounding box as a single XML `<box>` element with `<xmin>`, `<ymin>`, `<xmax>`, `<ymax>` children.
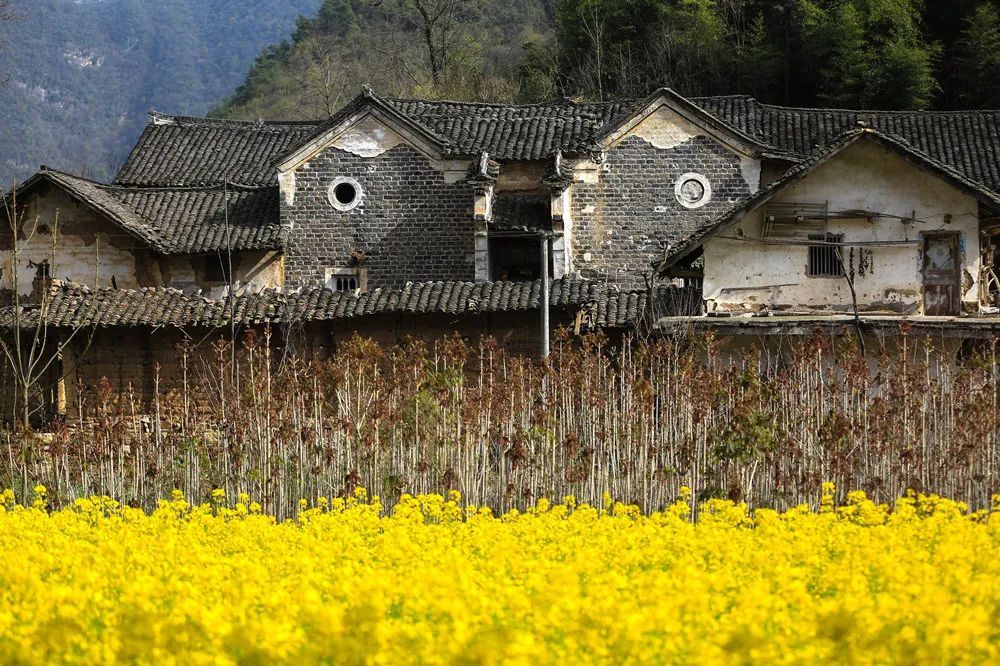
<box><xmin>496</xmin><ymin>162</ymin><xmax>547</xmax><ymax>192</ymax></box>
<box><xmin>679</xmin><ymin>327</ymin><xmax>968</xmax><ymax>374</ymax></box>
<box><xmin>703</xmin><ymin>140</ymin><xmax>981</xmax><ymax>313</ymax></box>
<box><xmin>54</xmin><ymin>311</ymin><xmax>579</xmax><ymax>419</ymax></box>
<box><xmin>282</xmin><ymin>142</ymin><xmax>476</xmax><ymax>289</ymax></box>
<box><xmin>290</xmin><ymin>310</ymin><xmax>582</xmax><ymax>360</ymax></box>
<box><xmin>150</xmin><ymin>251</ymin><xmax>284</xmax><ymax>296</ymax></box>
<box><xmin>1</xmin><ymin>187</ymin><xmax>144</xmax><ymax>295</ymax></box>
<box><xmin>570</xmin><ymin>107</ymin><xmax>758</xmax><ymax>289</ymax></box>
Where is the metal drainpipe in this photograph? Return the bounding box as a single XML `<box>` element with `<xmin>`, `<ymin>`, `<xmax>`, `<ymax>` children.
<box><xmin>541</xmin><ymin>234</ymin><xmax>550</xmax><ymax>359</ymax></box>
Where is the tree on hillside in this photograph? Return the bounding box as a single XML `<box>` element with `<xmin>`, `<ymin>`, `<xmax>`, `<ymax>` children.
<box><xmin>554</xmin><ymin>0</ymin><xmax>785</xmax><ymax>101</ymax></box>
<box><xmin>368</xmin><ymin>0</ymin><xmax>479</xmax><ymax>89</ymax></box>
<box><xmin>214</xmin><ymin>0</ymin><xmax>1000</xmax><ymax>117</ymax></box>
<box><xmin>797</xmin><ymin>0</ymin><xmax>938</xmax><ymax>109</ymax></box>
<box><xmin>289</xmin><ymin>35</ymin><xmax>352</xmax><ymax>117</ymax></box>
<box><xmin>947</xmin><ymin>3</ymin><xmax>1000</xmax><ymax>109</ymax></box>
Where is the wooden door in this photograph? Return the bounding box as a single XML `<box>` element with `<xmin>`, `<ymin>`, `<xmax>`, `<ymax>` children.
<box><xmin>922</xmin><ymin>232</ymin><xmax>960</xmax><ymax>316</ymax></box>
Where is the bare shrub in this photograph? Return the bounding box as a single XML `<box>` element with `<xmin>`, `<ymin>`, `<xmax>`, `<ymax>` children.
<box><xmin>1</xmin><ymin>329</ymin><xmax>998</xmax><ymax>518</ymax></box>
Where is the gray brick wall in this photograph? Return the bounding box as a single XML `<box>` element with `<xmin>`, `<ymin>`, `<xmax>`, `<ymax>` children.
<box><xmin>572</xmin><ymin>135</ymin><xmax>752</xmax><ymax>289</ymax></box>
<box><xmin>283</xmin><ymin>144</ymin><xmax>475</xmax><ymax>289</ymax></box>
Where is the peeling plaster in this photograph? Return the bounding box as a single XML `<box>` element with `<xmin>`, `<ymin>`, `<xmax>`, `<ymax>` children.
<box><xmin>572</xmin><ymin>160</ymin><xmax>601</xmax><ymax>184</ymax></box>
<box><xmin>703</xmin><ymin>140</ymin><xmax>982</xmax><ymax>314</ymax></box>
<box><xmin>1</xmin><ymin>191</ymin><xmax>141</xmax><ymax>295</ymax></box>
<box><xmin>278</xmin><ymin>171</ymin><xmax>296</xmax><ymax>207</ymax></box>
<box><xmin>626</xmin><ymin>106</ymin><xmax>703</xmax><ymax>149</ymax></box>
<box><xmin>740</xmin><ymin>157</ymin><xmax>761</xmax><ymax>193</ymax></box>
<box><xmin>331</xmin><ymin>116</ymin><xmax>406</xmax><ymax>157</ymax></box>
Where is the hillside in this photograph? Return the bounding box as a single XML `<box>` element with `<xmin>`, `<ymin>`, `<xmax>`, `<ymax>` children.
<box><xmin>0</xmin><ymin>0</ymin><xmax>321</xmax><ymax>185</ymax></box>
<box><xmin>217</xmin><ymin>0</ymin><xmax>1000</xmax><ymax>124</ymax></box>
<box><xmin>214</xmin><ymin>0</ymin><xmax>555</xmax><ymax>121</ymax></box>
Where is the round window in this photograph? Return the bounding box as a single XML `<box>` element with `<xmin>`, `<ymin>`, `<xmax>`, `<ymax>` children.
<box><xmin>328</xmin><ymin>177</ymin><xmax>363</xmax><ymax>211</ymax></box>
<box><xmin>674</xmin><ymin>173</ymin><xmax>711</xmax><ymax>209</ymax></box>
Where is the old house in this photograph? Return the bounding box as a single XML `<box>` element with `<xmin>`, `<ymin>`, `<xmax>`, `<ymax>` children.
<box><xmin>5</xmin><ymin>86</ymin><xmax>1000</xmax><ymax>419</ymax></box>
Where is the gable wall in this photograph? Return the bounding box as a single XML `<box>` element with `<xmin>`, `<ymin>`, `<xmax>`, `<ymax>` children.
<box><xmin>1</xmin><ymin>187</ymin><xmax>143</xmax><ymax>296</ymax></box>
<box><xmin>570</xmin><ymin>108</ymin><xmax>758</xmax><ymax>289</ymax></box>
<box><xmin>282</xmin><ymin>143</ymin><xmax>475</xmax><ymax>289</ymax></box>
<box><xmin>703</xmin><ymin>140</ymin><xmax>981</xmax><ymax>314</ymax></box>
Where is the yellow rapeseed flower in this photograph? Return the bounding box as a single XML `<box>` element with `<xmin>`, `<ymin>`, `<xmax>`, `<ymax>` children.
<box><xmin>0</xmin><ymin>488</ymin><xmax>995</xmax><ymax>664</ymax></box>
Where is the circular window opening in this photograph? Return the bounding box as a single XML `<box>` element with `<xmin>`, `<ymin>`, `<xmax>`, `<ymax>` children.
<box><xmin>334</xmin><ymin>182</ymin><xmax>357</xmax><ymax>206</ymax></box>
<box><xmin>674</xmin><ymin>172</ymin><xmax>711</xmax><ymax>209</ymax></box>
<box><xmin>328</xmin><ymin>177</ymin><xmax>363</xmax><ymax>211</ymax></box>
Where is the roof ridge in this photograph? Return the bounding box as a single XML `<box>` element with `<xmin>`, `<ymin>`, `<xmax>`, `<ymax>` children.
<box><xmin>38</xmin><ymin>166</ymin><xmax>112</xmax><ymax>187</ymax></box>
<box><xmin>100</xmin><ymin>183</ymin><xmax>278</xmax><ymax>193</ymax></box>
<box><xmin>383</xmin><ymin>96</ymin><xmax>633</xmax><ymax>110</ymax></box>
<box><xmin>755</xmin><ymin>101</ymin><xmax>1000</xmax><ymax>116</ymax></box>
<box><xmin>689</xmin><ymin>94</ymin><xmax>758</xmax><ymax>101</ymax></box>
<box><xmin>57</xmin><ymin>282</ymin><xmax>188</xmax><ymax>296</ymax></box>
<box><xmin>148</xmin><ymin>111</ymin><xmax>323</xmax><ymax>128</ymax></box>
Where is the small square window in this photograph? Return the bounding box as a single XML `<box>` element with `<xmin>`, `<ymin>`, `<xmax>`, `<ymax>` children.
<box><xmin>331</xmin><ymin>275</ymin><xmax>358</xmax><ymax>291</ymax></box>
<box><xmin>807</xmin><ymin>233</ymin><xmax>844</xmax><ymax>277</ymax></box>
<box><xmin>325</xmin><ymin>267</ymin><xmax>364</xmax><ymax>292</ymax></box>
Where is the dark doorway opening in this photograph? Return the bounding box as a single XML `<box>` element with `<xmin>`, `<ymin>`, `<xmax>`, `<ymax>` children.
<box><xmin>489</xmin><ymin>236</ymin><xmax>550</xmax><ymax>281</ymax></box>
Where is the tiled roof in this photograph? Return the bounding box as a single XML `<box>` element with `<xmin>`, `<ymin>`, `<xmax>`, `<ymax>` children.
<box><xmin>590</xmin><ymin>285</ymin><xmax>702</xmax><ymax>328</ymax></box>
<box><xmin>114</xmin><ymin>113</ymin><xmax>321</xmax><ymax>187</ymax></box>
<box><xmin>112</xmin><ymin>91</ymin><xmax>1000</xmax><ymax>199</ymax></box>
<box><xmin>110</xmin><ymin>186</ymin><xmax>282</xmax><ymax>254</ymax></box>
<box><xmin>33</xmin><ymin>170</ymin><xmax>168</xmax><ymax>250</ymax></box>
<box><xmin>0</xmin><ymin>279</ymin><xmax>688</xmax><ymax>330</ymax></box>
<box><xmin>17</xmin><ymin>168</ymin><xmax>281</xmax><ymax>254</ymax></box>
<box><xmin>381</xmin><ymin>98</ymin><xmax>633</xmax><ymax>160</ymax></box>
<box><xmin>0</xmin><ymin>285</ymin><xmax>240</xmax><ymax>328</ymax></box>
<box><xmin>693</xmin><ymin>96</ymin><xmax>1000</xmax><ymax>192</ymax></box>
<box><xmin>491</xmin><ymin>194</ymin><xmax>550</xmax><ymax>233</ymax></box>
<box><xmin>282</xmin><ymin>278</ymin><xmax>602</xmax><ymax>321</ymax></box>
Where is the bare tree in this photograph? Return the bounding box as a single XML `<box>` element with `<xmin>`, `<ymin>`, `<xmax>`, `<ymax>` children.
<box><xmin>368</xmin><ymin>0</ymin><xmax>476</xmax><ymax>88</ymax></box>
<box><xmin>576</xmin><ymin>1</ymin><xmax>607</xmax><ymax>101</ymax></box>
<box><xmin>289</xmin><ymin>35</ymin><xmax>351</xmax><ymax>118</ymax></box>
<box><xmin>1</xmin><ymin>187</ymin><xmax>94</xmax><ymax>430</ymax></box>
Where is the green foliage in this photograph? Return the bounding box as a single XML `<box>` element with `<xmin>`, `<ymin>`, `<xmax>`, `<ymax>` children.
<box><xmin>6</xmin><ymin>0</ymin><xmax>1000</xmax><ymax>188</ymax></box>
<box><xmin>948</xmin><ymin>3</ymin><xmax>1000</xmax><ymax>108</ymax></box>
<box><xmin>798</xmin><ymin>0</ymin><xmax>939</xmax><ymax>109</ymax></box>
<box><xmin>214</xmin><ymin>0</ymin><xmax>550</xmax><ymax>120</ymax></box>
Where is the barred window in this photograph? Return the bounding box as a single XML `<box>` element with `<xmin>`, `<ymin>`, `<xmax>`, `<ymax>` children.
<box><xmin>325</xmin><ymin>267</ymin><xmax>363</xmax><ymax>292</ymax></box>
<box><xmin>330</xmin><ymin>275</ymin><xmax>359</xmax><ymax>292</ymax></box>
<box><xmin>807</xmin><ymin>233</ymin><xmax>844</xmax><ymax>277</ymax></box>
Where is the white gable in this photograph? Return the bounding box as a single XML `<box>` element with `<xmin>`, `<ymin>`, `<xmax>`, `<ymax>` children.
<box><xmin>331</xmin><ymin>115</ymin><xmax>408</xmax><ymax>157</ymax></box>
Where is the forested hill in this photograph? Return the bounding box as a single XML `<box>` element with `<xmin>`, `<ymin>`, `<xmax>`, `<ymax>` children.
<box><xmin>0</xmin><ymin>0</ymin><xmax>321</xmax><ymax>185</ymax></box>
<box><xmin>6</xmin><ymin>0</ymin><xmax>1000</xmax><ymax>186</ymax></box>
<box><xmin>216</xmin><ymin>0</ymin><xmax>1000</xmax><ymax>123</ymax></box>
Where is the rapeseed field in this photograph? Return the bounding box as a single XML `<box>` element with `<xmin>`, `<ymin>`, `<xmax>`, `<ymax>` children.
<box><xmin>0</xmin><ymin>484</ymin><xmax>997</xmax><ymax>664</ymax></box>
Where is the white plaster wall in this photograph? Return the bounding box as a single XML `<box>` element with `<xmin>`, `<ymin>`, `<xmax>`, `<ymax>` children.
<box><xmin>331</xmin><ymin>115</ymin><xmax>406</xmax><ymax>158</ymax></box>
<box><xmin>628</xmin><ymin>106</ymin><xmax>707</xmax><ymax>150</ymax></box>
<box><xmin>703</xmin><ymin>140</ymin><xmax>980</xmax><ymax>314</ymax></box>
<box><xmin>1</xmin><ymin>189</ymin><xmax>140</xmax><ymax>295</ymax></box>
